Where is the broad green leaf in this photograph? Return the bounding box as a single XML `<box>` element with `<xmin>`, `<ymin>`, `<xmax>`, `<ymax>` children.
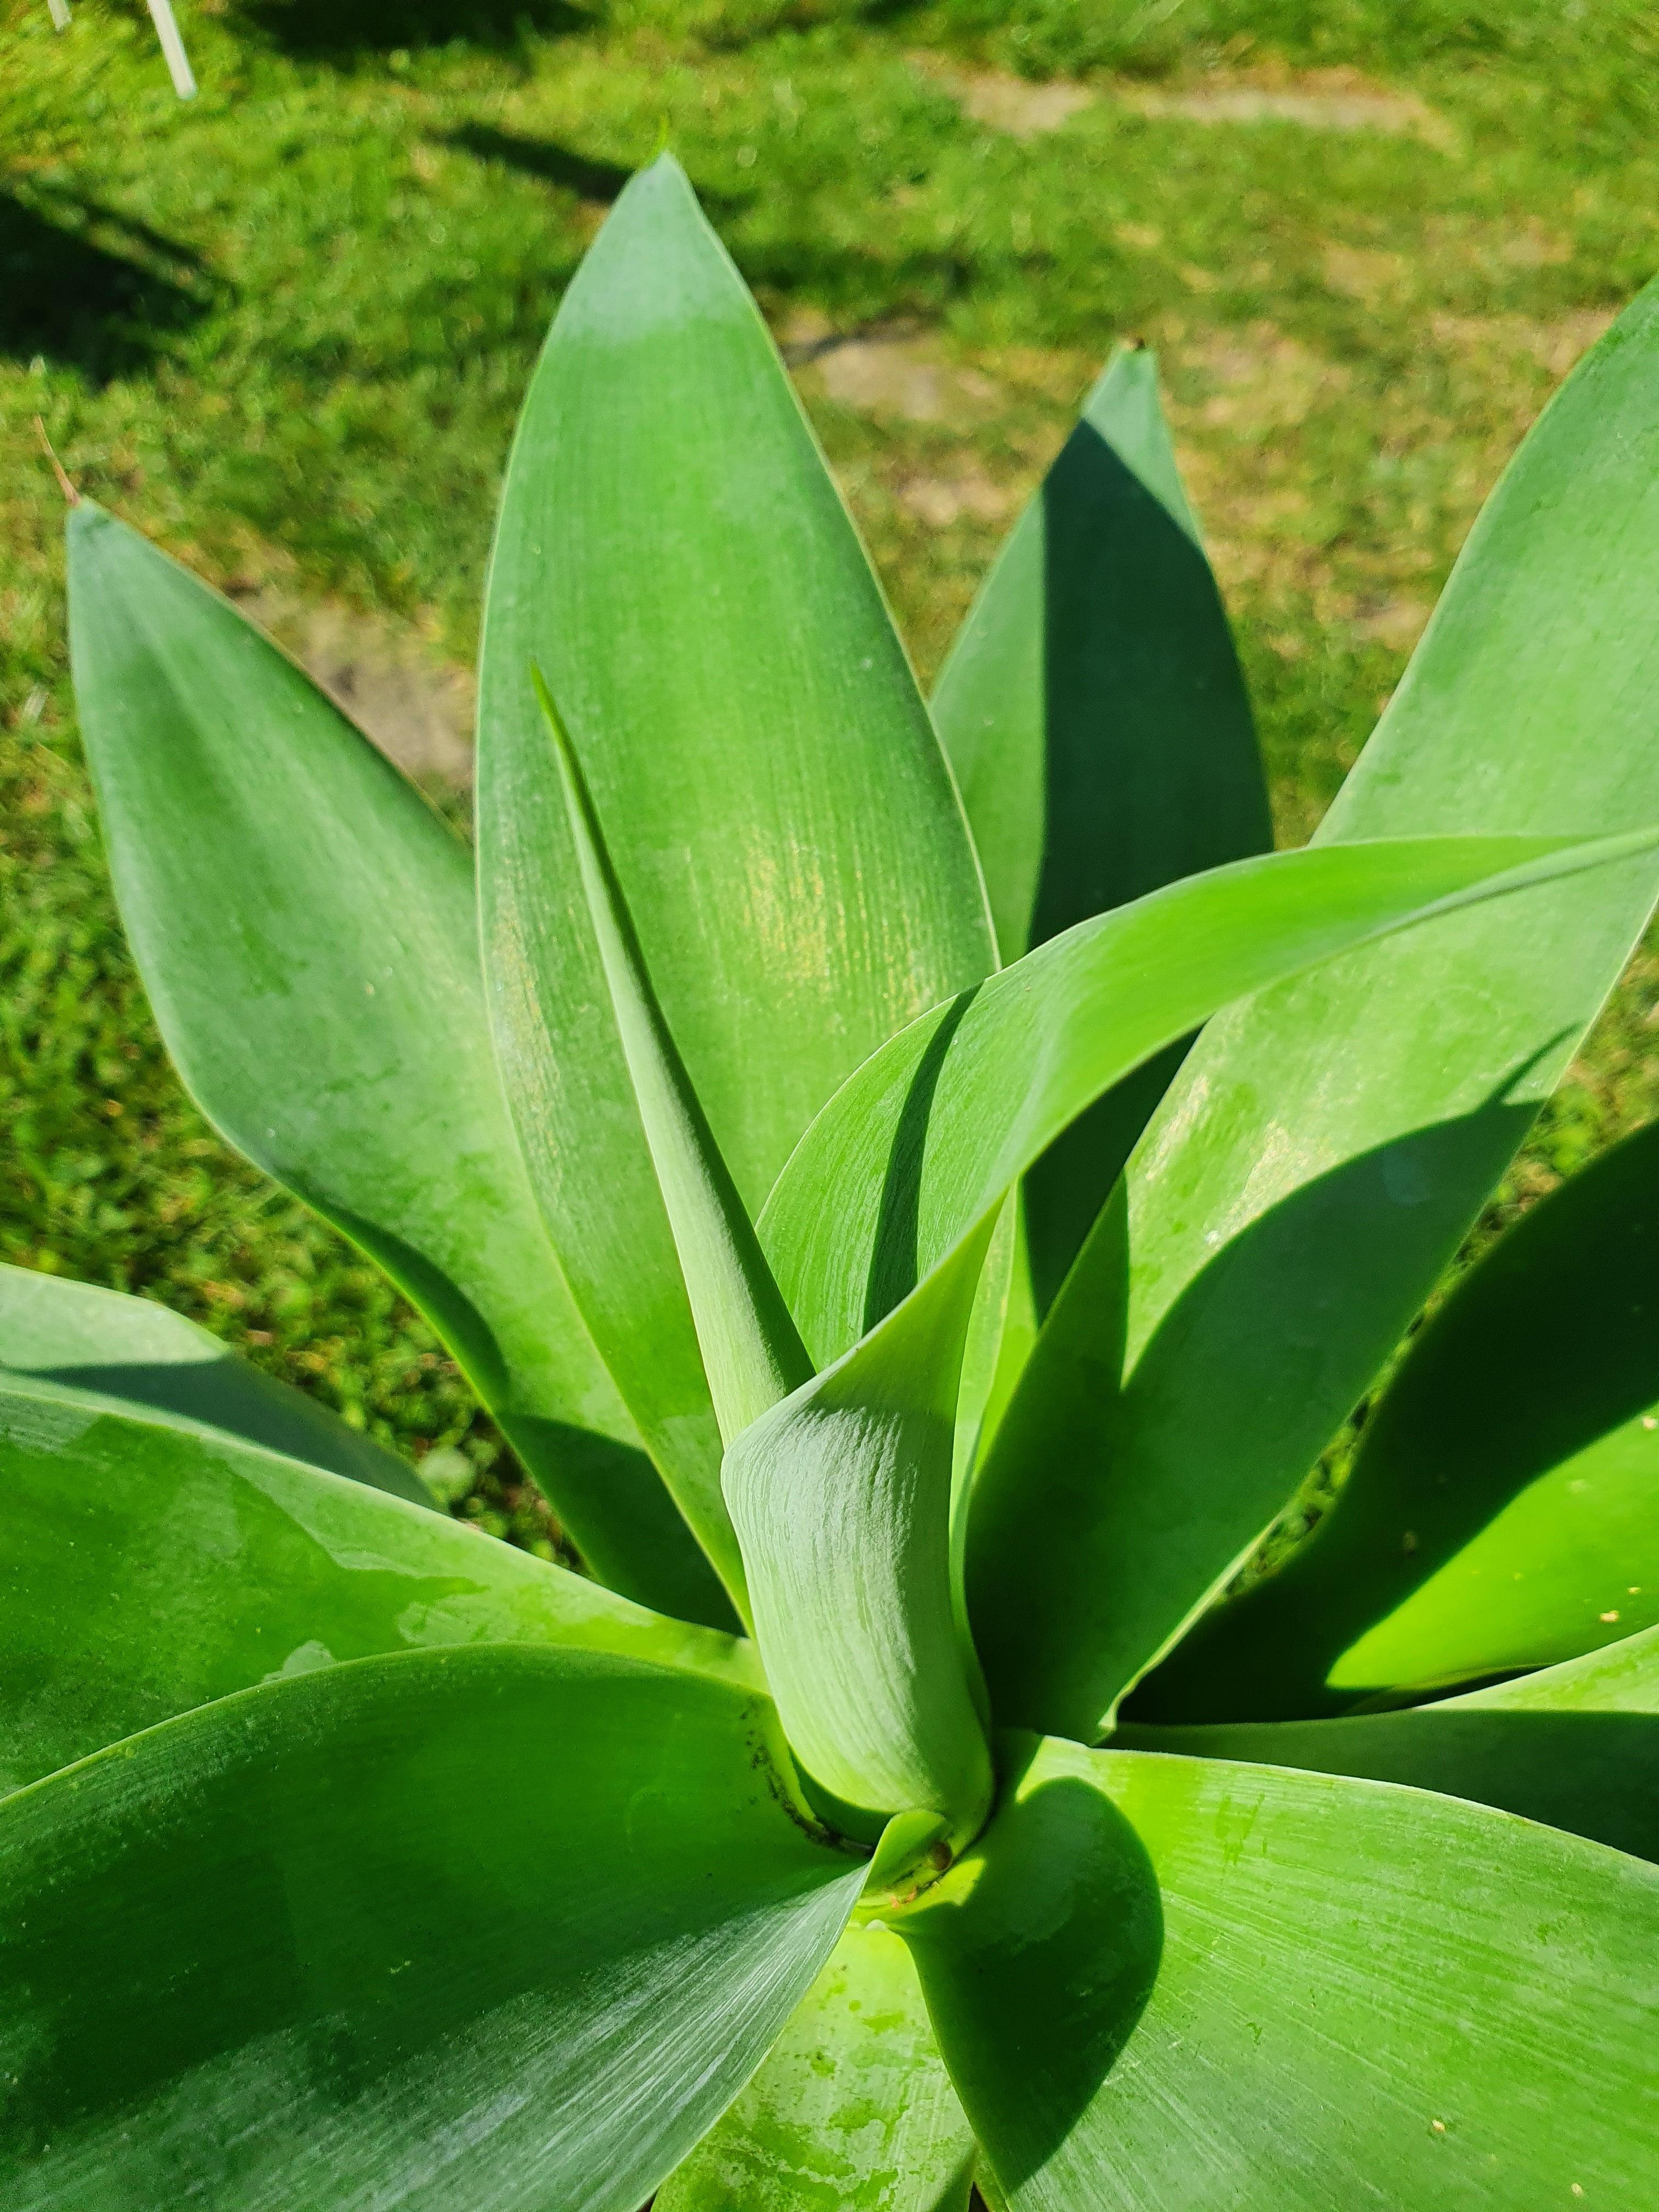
<box><xmin>932</xmin><ymin>343</ymin><xmax>1267</xmax><ymax>969</ymax></box>
<box><xmin>933</xmin><ymin>344</ymin><xmax>1269</xmax><ymax>1314</ymax></box>
<box><xmin>538</xmin><ymin>668</ymin><xmax>809</xmax><ymax>1486</ymax></box>
<box><xmin>900</xmin><ymin>1734</ymin><xmax>1659</xmax><ymax>2211</ymax></box>
<box><xmin>65</xmin><ymin>503</ymin><xmax>727</xmax><ymax>1629</ymax></box>
<box><xmin>0</xmin><ymin>1260</ymin><xmax>428</xmax><ymax>1505</ymax></box>
<box><xmin>0</xmin><ymin>1375</ymin><xmax>759</xmax><ymax>1795</ymax></box>
<box><xmin>761</xmin><ymin>832</ymin><xmax>1656</xmax><ymax>1369</ymax></box>
<box><xmin>477</xmin><ymin>156</ymin><xmax>993</xmax><ymax>1617</ymax></box>
<box><xmin>0</xmin><ymin>1646</ymin><xmax>865</xmax><ymax>2211</ymax></box>
<box><xmin>725</xmin><ymin>1227</ymin><xmax>996</xmax><ymax>1849</ymax></box>
<box><xmin>1114</xmin><ymin>1623</ymin><xmax>1659</xmax><ymax>1865</ymax></box>
<box><xmin>991</xmin><ymin>278</ymin><xmax>1659</xmax><ymax>1735</ymax></box>
<box><xmin>657</xmin><ymin>1920</ymin><xmax>975</xmax><ymax>2212</ymax></box>
<box><xmin>1139</xmin><ymin>1114</ymin><xmax>1659</xmax><ymax>1722</ymax></box>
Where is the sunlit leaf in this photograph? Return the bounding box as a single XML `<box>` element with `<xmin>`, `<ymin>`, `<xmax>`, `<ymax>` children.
<box><xmin>65</xmin><ymin>505</ymin><xmax>725</xmax><ymax>1627</ymax></box>
<box><xmin>762</xmin><ymin>833</ymin><xmax>1655</xmax><ymax>1370</ymax></box>
<box><xmin>1138</xmin><ymin>1113</ymin><xmax>1659</xmax><ymax>1722</ymax></box>
<box><xmin>900</xmin><ymin>1735</ymin><xmax>1659</xmax><ymax>2210</ymax></box>
<box><xmin>1114</xmin><ymin>1622</ymin><xmax>1659</xmax><ymax>1865</ymax></box>
<box><xmin>657</xmin><ymin>1920</ymin><xmax>975</xmax><ymax>2212</ymax></box>
<box><xmin>477</xmin><ymin>154</ymin><xmax>993</xmax><ymax>1605</ymax></box>
<box><xmin>0</xmin><ymin>1259</ymin><xmax>427</xmax><ymax>1505</ymax></box>
<box><xmin>990</xmin><ymin>276</ymin><xmax>1659</xmax><ymax>1733</ymax></box>
<box><xmin>726</xmin><ymin>1226</ymin><xmax>996</xmax><ymax>1846</ymax></box>
<box><xmin>0</xmin><ymin>1374</ymin><xmax>760</xmax><ymax>1795</ymax></box>
<box><xmin>0</xmin><ymin>1647</ymin><xmax>864</xmax><ymax>2210</ymax></box>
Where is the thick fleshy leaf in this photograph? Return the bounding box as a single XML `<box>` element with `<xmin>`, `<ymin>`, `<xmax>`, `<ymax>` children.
<box><xmin>65</xmin><ymin>503</ymin><xmax>726</xmax><ymax>1629</ymax></box>
<box><xmin>0</xmin><ymin>1646</ymin><xmax>865</xmax><ymax>2211</ymax></box>
<box><xmin>725</xmin><ymin>1228</ymin><xmax>996</xmax><ymax>1848</ymax></box>
<box><xmin>657</xmin><ymin>1920</ymin><xmax>975</xmax><ymax>2212</ymax></box>
<box><xmin>900</xmin><ymin>1734</ymin><xmax>1659</xmax><ymax>2211</ymax></box>
<box><xmin>0</xmin><ymin>1376</ymin><xmax>759</xmax><ymax>1795</ymax></box>
<box><xmin>539</xmin><ymin>669</ymin><xmax>809</xmax><ymax>1486</ymax></box>
<box><xmin>0</xmin><ymin>1261</ymin><xmax>428</xmax><ymax>1505</ymax></box>
<box><xmin>933</xmin><ymin>345</ymin><xmax>1269</xmax><ymax>1315</ymax></box>
<box><xmin>1115</xmin><ymin>1623</ymin><xmax>1659</xmax><ymax>1865</ymax></box>
<box><xmin>1139</xmin><ymin>1114</ymin><xmax>1659</xmax><ymax>1722</ymax></box>
<box><xmin>476</xmin><ymin>155</ymin><xmax>993</xmax><ymax>1612</ymax></box>
<box><xmin>932</xmin><ymin>342</ymin><xmax>1267</xmax><ymax>969</ymax></box>
<box><xmin>986</xmin><ymin>277</ymin><xmax>1659</xmax><ymax>1735</ymax></box>
<box><xmin>761</xmin><ymin>833</ymin><xmax>1656</xmax><ymax>1369</ymax></box>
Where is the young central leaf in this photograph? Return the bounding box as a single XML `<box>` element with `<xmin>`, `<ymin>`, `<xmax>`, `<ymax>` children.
<box><xmin>724</xmin><ymin>1229</ymin><xmax>997</xmax><ymax>1855</ymax></box>
<box><xmin>536</xmin><ymin>670</ymin><xmax>812</xmax><ymax>1474</ymax></box>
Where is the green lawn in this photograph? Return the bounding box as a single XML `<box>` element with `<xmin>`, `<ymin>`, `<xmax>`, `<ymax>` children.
<box><xmin>4</xmin><ymin>0</ymin><xmax>1657</xmax><ymax>1546</ymax></box>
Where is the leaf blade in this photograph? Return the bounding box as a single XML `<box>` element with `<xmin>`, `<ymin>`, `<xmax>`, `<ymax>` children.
<box><xmin>0</xmin><ymin>1646</ymin><xmax>864</xmax><ymax>2211</ymax></box>
<box><xmin>724</xmin><ymin>1227</ymin><xmax>996</xmax><ymax>1846</ymax></box>
<box><xmin>1114</xmin><ymin>1620</ymin><xmax>1659</xmax><ymax>1865</ymax></box>
<box><xmin>477</xmin><ymin>154</ymin><xmax>994</xmax><ymax>1602</ymax></box>
<box><xmin>65</xmin><ymin>504</ymin><xmax>724</xmax><ymax>1626</ymax></box>
<box><xmin>656</xmin><ymin>1921</ymin><xmax>975</xmax><ymax>2212</ymax></box>
<box><xmin>1138</xmin><ymin>1112</ymin><xmax>1659</xmax><ymax>1722</ymax></box>
<box><xmin>0</xmin><ymin>1374</ymin><xmax>759</xmax><ymax>1795</ymax></box>
<box><xmin>1007</xmin><ymin>277</ymin><xmax>1659</xmax><ymax>1728</ymax></box>
<box><xmin>901</xmin><ymin>1735</ymin><xmax>1659</xmax><ymax>2211</ymax></box>
<box><xmin>0</xmin><ymin>1260</ymin><xmax>428</xmax><ymax>1505</ymax></box>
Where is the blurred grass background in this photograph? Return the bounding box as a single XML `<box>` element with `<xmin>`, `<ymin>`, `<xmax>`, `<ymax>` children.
<box><xmin>3</xmin><ymin>0</ymin><xmax>1657</xmax><ymax>1548</ymax></box>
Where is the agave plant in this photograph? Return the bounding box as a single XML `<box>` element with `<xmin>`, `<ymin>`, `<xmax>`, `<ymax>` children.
<box><xmin>8</xmin><ymin>156</ymin><xmax>1659</xmax><ymax>2208</ymax></box>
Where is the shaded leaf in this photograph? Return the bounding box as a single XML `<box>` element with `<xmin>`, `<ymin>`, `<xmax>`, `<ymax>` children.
<box><xmin>999</xmin><ymin>278</ymin><xmax>1659</xmax><ymax>1733</ymax></box>
<box><xmin>0</xmin><ymin>1646</ymin><xmax>864</xmax><ymax>2210</ymax></box>
<box><xmin>0</xmin><ymin>1260</ymin><xmax>428</xmax><ymax>1506</ymax></box>
<box><xmin>657</xmin><ymin>1920</ymin><xmax>975</xmax><ymax>2212</ymax></box>
<box><xmin>477</xmin><ymin>155</ymin><xmax>992</xmax><ymax>1606</ymax></box>
<box><xmin>901</xmin><ymin>1734</ymin><xmax>1659</xmax><ymax>2210</ymax></box>
<box><xmin>1114</xmin><ymin>1622</ymin><xmax>1659</xmax><ymax>1865</ymax></box>
<box><xmin>1139</xmin><ymin>1113</ymin><xmax>1659</xmax><ymax>1721</ymax></box>
<box><xmin>0</xmin><ymin>1375</ymin><xmax>759</xmax><ymax>1795</ymax></box>
<box><xmin>65</xmin><ymin>503</ymin><xmax>725</xmax><ymax>1628</ymax></box>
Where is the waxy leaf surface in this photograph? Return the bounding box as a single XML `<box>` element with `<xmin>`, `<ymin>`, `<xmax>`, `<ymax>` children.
<box><xmin>931</xmin><ymin>345</ymin><xmax>1267</xmax><ymax>1435</ymax></box>
<box><xmin>900</xmin><ymin>1735</ymin><xmax>1659</xmax><ymax>2211</ymax></box>
<box><xmin>0</xmin><ymin>1647</ymin><xmax>863</xmax><ymax>2210</ymax></box>
<box><xmin>933</xmin><ymin>342</ymin><xmax>1267</xmax><ymax>969</ymax></box>
<box><xmin>763</xmin><ymin>833</ymin><xmax>1654</xmax><ymax>1369</ymax></box>
<box><xmin>0</xmin><ymin>1376</ymin><xmax>758</xmax><ymax>1795</ymax></box>
<box><xmin>1116</xmin><ymin>1622</ymin><xmax>1659</xmax><ymax>1865</ymax></box>
<box><xmin>726</xmin><ymin>1229</ymin><xmax>995</xmax><ymax>1846</ymax></box>
<box><xmin>65</xmin><ymin>504</ymin><xmax>723</xmax><ymax>1627</ymax></box>
<box><xmin>478</xmin><ymin>155</ymin><xmax>992</xmax><ymax>1596</ymax></box>
<box><xmin>988</xmin><ymin>277</ymin><xmax>1659</xmax><ymax>1732</ymax></box>
<box><xmin>1140</xmin><ymin>1113</ymin><xmax>1659</xmax><ymax>1721</ymax></box>
<box><xmin>0</xmin><ymin>1260</ymin><xmax>426</xmax><ymax>1505</ymax></box>
<box><xmin>657</xmin><ymin>1921</ymin><xmax>975</xmax><ymax>2212</ymax></box>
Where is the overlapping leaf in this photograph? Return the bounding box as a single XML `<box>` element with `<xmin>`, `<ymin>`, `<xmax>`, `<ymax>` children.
<box><xmin>477</xmin><ymin>154</ymin><xmax>993</xmax><ymax>1601</ymax></box>
<box><xmin>725</xmin><ymin>1227</ymin><xmax>996</xmax><ymax>1846</ymax></box>
<box><xmin>1138</xmin><ymin>1113</ymin><xmax>1659</xmax><ymax>1722</ymax></box>
<box><xmin>900</xmin><ymin>1735</ymin><xmax>1659</xmax><ymax>2211</ymax></box>
<box><xmin>1116</xmin><ymin>1623</ymin><xmax>1659</xmax><ymax>1865</ymax></box>
<box><xmin>65</xmin><ymin>506</ymin><xmax>723</xmax><ymax>1626</ymax></box>
<box><xmin>0</xmin><ymin>1374</ymin><xmax>759</xmax><ymax>1795</ymax></box>
<box><xmin>968</xmin><ymin>276</ymin><xmax>1659</xmax><ymax>1736</ymax></box>
<box><xmin>761</xmin><ymin>833</ymin><xmax>1656</xmax><ymax>1367</ymax></box>
<box><xmin>657</xmin><ymin>1921</ymin><xmax>975</xmax><ymax>2212</ymax></box>
<box><xmin>933</xmin><ymin>343</ymin><xmax>1269</xmax><ymax>1318</ymax></box>
<box><xmin>0</xmin><ymin>1261</ymin><xmax>427</xmax><ymax>1504</ymax></box>
<box><xmin>0</xmin><ymin>1647</ymin><xmax>865</xmax><ymax>2211</ymax></box>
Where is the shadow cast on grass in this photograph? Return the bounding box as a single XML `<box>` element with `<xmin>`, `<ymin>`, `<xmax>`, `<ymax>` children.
<box><xmin>0</xmin><ymin>187</ymin><xmax>222</xmax><ymax>379</ymax></box>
